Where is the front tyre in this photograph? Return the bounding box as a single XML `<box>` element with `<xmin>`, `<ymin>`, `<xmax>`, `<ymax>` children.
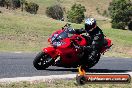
<box><xmin>33</xmin><ymin>52</ymin><xmax>54</xmax><ymax>70</ymax></box>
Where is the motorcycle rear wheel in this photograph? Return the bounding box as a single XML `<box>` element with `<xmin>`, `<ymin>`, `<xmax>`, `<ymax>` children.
<box><xmin>85</xmin><ymin>54</ymin><xmax>100</xmax><ymax>69</ymax></box>
<box><xmin>33</xmin><ymin>51</ymin><xmax>54</xmax><ymax>70</ymax></box>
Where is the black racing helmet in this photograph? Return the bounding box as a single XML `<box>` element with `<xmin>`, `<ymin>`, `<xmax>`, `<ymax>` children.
<box><xmin>85</xmin><ymin>18</ymin><xmax>96</xmax><ymax>32</ymax></box>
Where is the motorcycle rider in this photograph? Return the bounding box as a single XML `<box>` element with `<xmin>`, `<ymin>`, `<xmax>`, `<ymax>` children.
<box><xmin>83</xmin><ymin>18</ymin><xmax>104</xmax><ymax>62</ymax></box>
<box><xmin>74</xmin><ymin>18</ymin><xmax>105</xmax><ymax>75</ymax></box>
<box><xmin>69</xmin><ymin>18</ymin><xmax>105</xmax><ymax>62</ymax></box>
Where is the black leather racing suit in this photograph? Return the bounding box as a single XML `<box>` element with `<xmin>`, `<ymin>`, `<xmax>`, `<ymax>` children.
<box><xmin>69</xmin><ymin>26</ymin><xmax>105</xmax><ymax>63</ymax></box>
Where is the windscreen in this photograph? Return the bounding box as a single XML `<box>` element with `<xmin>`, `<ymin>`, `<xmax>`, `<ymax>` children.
<box><xmin>50</xmin><ymin>31</ymin><xmax>69</xmax><ymax>47</ymax></box>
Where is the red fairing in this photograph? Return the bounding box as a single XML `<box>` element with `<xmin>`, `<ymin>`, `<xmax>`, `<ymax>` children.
<box><xmin>46</xmin><ymin>31</ymin><xmax>88</xmax><ymax>65</ymax></box>
<box><xmin>101</xmin><ymin>38</ymin><xmax>112</xmax><ymax>53</ymax></box>
<box><xmin>70</xmin><ymin>34</ymin><xmax>87</xmax><ymax>46</ymax></box>
<box><xmin>105</xmin><ymin>38</ymin><xmax>112</xmax><ymax>47</ymax></box>
<box><xmin>58</xmin><ymin>38</ymin><xmax>71</xmax><ymax>48</ymax></box>
<box><xmin>56</xmin><ymin>38</ymin><xmax>80</xmax><ymax>65</ymax></box>
<box><xmin>48</xmin><ymin>29</ymin><xmax>63</xmax><ymax>43</ymax></box>
<box><xmin>43</xmin><ymin>47</ymin><xmax>58</xmax><ymax>59</ymax></box>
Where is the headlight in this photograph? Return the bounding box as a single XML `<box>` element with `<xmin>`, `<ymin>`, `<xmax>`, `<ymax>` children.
<box><xmin>52</xmin><ymin>41</ymin><xmax>65</xmax><ymax>47</ymax></box>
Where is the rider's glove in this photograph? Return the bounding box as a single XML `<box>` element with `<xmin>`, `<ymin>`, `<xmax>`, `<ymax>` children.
<box><xmin>74</xmin><ymin>28</ymin><xmax>85</xmax><ymax>34</ymax></box>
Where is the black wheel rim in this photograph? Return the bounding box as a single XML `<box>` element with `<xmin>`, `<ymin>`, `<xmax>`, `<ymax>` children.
<box><xmin>37</xmin><ymin>53</ymin><xmax>52</xmax><ymax>66</ymax></box>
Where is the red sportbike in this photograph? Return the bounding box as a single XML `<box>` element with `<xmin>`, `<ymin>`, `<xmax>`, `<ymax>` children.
<box><xmin>33</xmin><ymin>24</ymin><xmax>112</xmax><ymax>70</ymax></box>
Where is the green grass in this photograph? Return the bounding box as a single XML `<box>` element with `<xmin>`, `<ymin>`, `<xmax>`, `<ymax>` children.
<box><xmin>0</xmin><ymin>79</ymin><xmax>132</xmax><ymax>88</ymax></box>
<box><xmin>0</xmin><ymin>12</ymin><xmax>82</xmax><ymax>52</ymax></box>
<box><xmin>102</xmin><ymin>28</ymin><xmax>132</xmax><ymax>57</ymax></box>
<box><xmin>0</xmin><ymin>11</ymin><xmax>132</xmax><ymax>57</ymax></box>
<box><xmin>25</xmin><ymin>0</ymin><xmax>111</xmax><ymax>18</ymax></box>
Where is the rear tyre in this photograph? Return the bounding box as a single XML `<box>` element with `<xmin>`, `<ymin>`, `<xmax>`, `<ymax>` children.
<box><xmin>85</xmin><ymin>54</ymin><xmax>100</xmax><ymax>69</ymax></box>
<box><xmin>33</xmin><ymin>52</ymin><xmax>54</xmax><ymax>70</ymax></box>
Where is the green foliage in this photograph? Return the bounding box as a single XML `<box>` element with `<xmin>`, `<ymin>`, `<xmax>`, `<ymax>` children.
<box><xmin>111</xmin><ymin>22</ymin><xmax>126</xmax><ymax>29</ymax></box>
<box><xmin>102</xmin><ymin>10</ymin><xmax>109</xmax><ymax>17</ymax></box>
<box><xmin>128</xmin><ymin>21</ymin><xmax>132</xmax><ymax>30</ymax></box>
<box><xmin>0</xmin><ymin>0</ymin><xmax>39</xmax><ymax>14</ymax></box>
<box><xmin>25</xmin><ymin>2</ymin><xmax>39</xmax><ymax>14</ymax></box>
<box><xmin>0</xmin><ymin>0</ymin><xmax>5</xmax><ymax>7</ymax></box>
<box><xmin>108</xmin><ymin>0</ymin><xmax>132</xmax><ymax>29</ymax></box>
<box><xmin>4</xmin><ymin>0</ymin><xmax>10</xmax><ymax>9</ymax></box>
<box><xmin>45</xmin><ymin>4</ymin><xmax>64</xmax><ymax>20</ymax></box>
<box><xmin>12</xmin><ymin>0</ymin><xmax>21</xmax><ymax>9</ymax></box>
<box><xmin>96</xmin><ymin>7</ymin><xmax>101</xmax><ymax>15</ymax></box>
<box><xmin>67</xmin><ymin>3</ymin><xmax>86</xmax><ymax>24</ymax></box>
<box><xmin>20</xmin><ymin>0</ymin><xmax>26</xmax><ymax>11</ymax></box>
<box><xmin>0</xmin><ymin>0</ymin><xmax>20</xmax><ymax>9</ymax></box>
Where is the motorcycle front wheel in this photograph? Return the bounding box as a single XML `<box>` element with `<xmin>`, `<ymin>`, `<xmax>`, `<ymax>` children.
<box><xmin>33</xmin><ymin>51</ymin><xmax>54</xmax><ymax>70</ymax></box>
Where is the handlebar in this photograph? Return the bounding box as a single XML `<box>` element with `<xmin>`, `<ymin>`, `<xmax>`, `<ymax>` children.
<box><xmin>62</xmin><ymin>23</ymin><xmax>72</xmax><ymax>30</ymax></box>
<box><xmin>64</xmin><ymin>23</ymin><xmax>71</xmax><ymax>27</ymax></box>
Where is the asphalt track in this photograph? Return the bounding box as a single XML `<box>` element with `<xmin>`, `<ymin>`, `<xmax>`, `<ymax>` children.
<box><xmin>0</xmin><ymin>52</ymin><xmax>132</xmax><ymax>79</ymax></box>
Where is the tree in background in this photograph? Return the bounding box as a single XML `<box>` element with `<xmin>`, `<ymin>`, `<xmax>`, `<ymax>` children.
<box><xmin>127</xmin><ymin>6</ymin><xmax>132</xmax><ymax>30</ymax></box>
<box><xmin>0</xmin><ymin>0</ymin><xmax>20</xmax><ymax>10</ymax></box>
<box><xmin>67</xmin><ymin>4</ymin><xmax>86</xmax><ymax>24</ymax></box>
<box><xmin>4</xmin><ymin>0</ymin><xmax>11</xmax><ymax>9</ymax></box>
<box><xmin>0</xmin><ymin>0</ymin><xmax>5</xmax><ymax>7</ymax></box>
<box><xmin>12</xmin><ymin>0</ymin><xmax>21</xmax><ymax>9</ymax></box>
<box><xmin>108</xmin><ymin>0</ymin><xmax>132</xmax><ymax>30</ymax></box>
<box><xmin>20</xmin><ymin>0</ymin><xmax>25</xmax><ymax>11</ymax></box>
<box><xmin>25</xmin><ymin>2</ymin><xmax>39</xmax><ymax>14</ymax></box>
<box><xmin>45</xmin><ymin>4</ymin><xmax>64</xmax><ymax>20</ymax></box>
<box><xmin>128</xmin><ymin>21</ymin><xmax>132</xmax><ymax>30</ymax></box>
<box><xmin>0</xmin><ymin>0</ymin><xmax>39</xmax><ymax>15</ymax></box>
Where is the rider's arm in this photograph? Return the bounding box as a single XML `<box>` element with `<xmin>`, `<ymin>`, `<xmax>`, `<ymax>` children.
<box><xmin>80</xmin><ymin>33</ymin><xmax>104</xmax><ymax>51</ymax></box>
<box><xmin>75</xmin><ymin>28</ymin><xmax>86</xmax><ymax>34</ymax></box>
